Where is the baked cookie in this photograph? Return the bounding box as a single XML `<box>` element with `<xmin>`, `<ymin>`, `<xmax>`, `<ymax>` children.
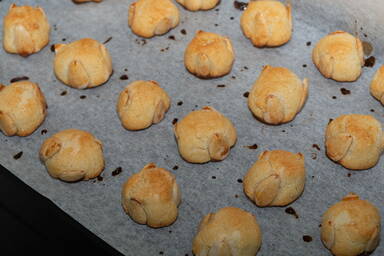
<box><xmin>40</xmin><ymin>129</ymin><xmax>104</xmax><ymax>182</ymax></box>
<box><xmin>128</xmin><ymin>0</ymin><xmax>180</xmax><ymax>38</ymax></box>
<box><xmin>370</xmin><ymin>65</ymin><xmax>384</xmax><ymax>104</ymax></box>
<box><xmin>248</xmin><ymin>65</ymin><xmax>308</xmax><ymax>125</ymax></box>
<box><xmin>184</xmin><ymin>31</ymin><xmax>235</xmax><ymax>78</ymax></box>
<box><xmin>240</xmin><ymin>0</ymin><xmax>292</xmax><ymax>47</ymax></box>
<box><xmin>325</xmin><ymin>114</ymin><xmax>384</xmax><ymax>170</ymax></box>
<box><xmin>53</xmin><ymin>38</ymin><xmax>113</xmax><ymax>89</ymax></box>
<box><xmin>174</xmin><ymin>106</ymin><xmax>237</xmax><ymax>163</ymax></box>
<box><xmin>117</xmin><ymin>80</ymin><xmax>171</xmax><ymax>130</ymax></box>
<box><xmin>312</xmin><ymin>31</ymin><xmax>364</xmax><ymax>82</ymax></box>
<box><xmin>321</xmin><ymin>193</ymin><xmax>381</xmax><ymax>256</ymax></box>
<box><xmin>121</xmin><ymin>163</ymin><xmax>181</xmax><ymax>228</ymax></box>
<box><xmin>3</xmin><ymin>4</ymin><xmax>50</xmax><ymax>56</ymax></box>
<box><xmin>243</xmin><ymin>150</ymin><xmax>305</xmax><ymax>207</ymax></box>
<box><xmin>193</xmin><ymin>207</ymin><xmax>262</xmax><ymax>256</ymax></box>
<box><xmin>0</xmin><ymin>81</ymin><xmax>47</xmax><ymax>137</ymax></box>
<box><xmin>73</xmin><ymin>0</ymin><xmax>102</xmax><ymax>3</ymax></box>
<box><xmin>176</xmin><ymin>0</ymin><xmax>220</xmax><ymax>11</ymax></box>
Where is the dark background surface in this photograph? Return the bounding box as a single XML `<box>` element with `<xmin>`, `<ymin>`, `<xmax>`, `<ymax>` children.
<box><xmin>0</xmin><ymin>164</ymin><xmax>123</xmax><ymax>256</ymax></box>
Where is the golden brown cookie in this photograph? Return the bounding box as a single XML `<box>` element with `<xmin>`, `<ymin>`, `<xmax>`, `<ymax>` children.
<box><xmin>184</xmin><ymin>31</ymin><xmax>235</xmax><ymax>78</ymax></box>
<box><xmin>321</xmin><ymin>193</ymin><xmax>381</xmax><ymax>256</ymax></box>
<box><xmin>73</xmin><ymin>0</ymin><xmax>102</xmax><ymax>3</ymax></box>
<box><xmin>121</xmin><ymin>163</ymin><xmax>181</xmax><ymax>228</ymax></box>
<box><xmin>0</xmin><ymin>81</ymin><xmax>47</xmax><ymax>137</ymax></box>
<box><xmin>53</xmin><ymin>38</ymin><xmax>113</xmax><ymax>89</ymax></box>
<box><xmin>193</xmin><ymin>207</ymin><xmax>262</xmax><ymax>256</ymax></box>
<box><xmin>248</xmin><ymin>66</ymin><xmax>308</xmax><ymax>125</ymax></box>
<box><xmin>3</xmin><ymin>4</ymin><xmax>50</xmax><ymax>56</ymax></box>
<box><xmin>240</xmin><ymin>0</ymin><xmax>292</xmax><ymax>47</ymax></box>
<box><xmin>243</xmin><ymin>150</ymin><xmax>305</xmax><ymax>207</ymax></box>
<box><xmin>116</xmin><ymin>80</ymin><xmax>171</xmax><ymax>130</ymax></box>
<box><xmin>325</xmin><ymin>114</ymin><xmax>384</xmax><ymax>170</ymax></box>
<box><xmin>128</xmin><ymin>0</ymin><xmax>180</xmax><ymax>38</ymax></box>
<box><xmin>312</xmin><ymin>31</ymin><xmax>364</xmax><ymax>82</ymax></box>
<box><xmin>176</xmin><ymin>0</ymin><xmax>220</xmax><ymax>11</ymax></box>
<box><xmin>40</xmin><ymin>129</ymin><xmax>104</xmax><ymax>182</ymax></box>
<box><xmin>174</xmin><ymin>106</ymin><xmax>237</xmax><ymax>163</ymax></box>
<box><xmin>370</xmin><ymin>65</ymin><xmax>384</xmax><ymax>105</ymax></box>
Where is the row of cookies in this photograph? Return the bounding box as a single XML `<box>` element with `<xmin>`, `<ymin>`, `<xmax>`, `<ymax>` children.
<box><xmin>4</xmin><ymin>2</ymin><xmax>382</xmax><ymax>170</ymax></box>
<box><xmin>2</xmin><ymin>75</ymin><xmax>384</xmax><ymax>171</ymax></box>
<box><xmin>2</xmin><ymin>0</ymin><xmax>221</xmax><ymax>57</ymax></box>
<box><xmin>35</xmin><ymin>125</ymin><xmax>381</xmax><ymax>206</ymax></box>
<box><xmin>189</xmin><ymin>193</ymin><xmax>381</xmax><ymax>256</ymax></box>
<box><xmin>1</xmin><ymin>81</ymin><xmax>378</xmax><ymax>255</ymax></box>
<box><xmin>127</xmin><ymin>0</ymin><xmax>291</xmax><ymax>47</ymax></box>
<box><xmin>3</xmin><ymin>3</ymin><xmax>381</xmax><ymax>86</ymax></box>
<box><xmin>74</xmin><ymin>0</ymin><xmax>221</xmax><ymax>12</ymax></box>
<box><xmin>127</xmin><ymin>0</ymin><xmax>370</xmax><ymax>84</ymax></box>
<box><xmin>4</xmin><ymin>27</ymin><xmax>381</xmax><ymax>109</ymax></box>
<box><xmin>123</xmin><ymin>158</ymin><xmax>381</xmax><ymax>256</ymax></box>
<box><xmin>1</xmin><ymin>4</ymin><xmax>232</xmax><ymax>84</ymax></box>
<box><xmin>35</xmin><ymin>126</ymin><xmax>382</xmax><ymax>255</ymax></box>
<box><xmin>77</xmin><ymin>0</ymin><xmax>376</xmax><ymax>85</ymax></box>
<box><xmin>0</xmin><ymin>3</ymin><xmax>376</xmax><ymax>133</ymax></box>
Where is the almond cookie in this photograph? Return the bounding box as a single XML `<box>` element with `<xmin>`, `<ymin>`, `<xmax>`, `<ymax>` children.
<box><xmin>184</xmin><ymin>31</ymin><xmax>235</xmax><ymax>78</ymax></box>
<box><xmin>370</xmin><ymin>65</ymin><xmax>384</xmax><ymax>105</ymax></box>
<box><xmin>176</xmin><ymin>0</ymin><xmax>220</xmax><ymax>11</ymax></box>
<box><xmin>248</xmin><ymin>66</ymin><xmax>308</xmax><ymax>125</ymax></box>
<box><xmin>128</xmin><ymin>0</ymin><xmax>180</xmax><ymax>38</ymax></box>
<box><xmin>0</xmin><ymin>81</ymin><xmax>47</xmax><ymax>136</ymax></box>
<box><xmin>244</xmin><ymin>150</ymin><xmax>305</xmax><ymax>207</ymax></box>
<box><xmin>117</xmin><ymin>80</ymin><xmax>171</xmax><ymax>130</ymax></box>
<box><xmin>193</xmin><ymin>207</ymin><xmax>262</xmax><ymax>256</ymax></box>
<box><xmin>174</xmin><ymin>106</ymin><xmax>237</xmax><ymax>163</ymax></box>
<box><xmin>312</xmin><ymin>31</ymin><xmax>364</xmax><ymax>82</ymax></box>
<box><xmin>325</xmin><ymin>114</ymin><xmax>384</xmax><ymax>170</ymax></box>
<box><xmin>40</xmin><ymin>129</ymin><xmax>104</xmax><ymax>182</ymax></box>
<box><xmin>53</xmin><ymin>38</ymin><xmax>113</xmax><ymax>89</ymax></box>
<box><xmin>73</xmin><ymin>0</ymin><xmax>102</xmax><ymax>3</ymax></box>
<box><xmin>321</xmin><ymin>193</ymin><xmax>381</xmax><ymax>256</ymax></box>
<box><xmin>121</xmin><ymin>163</ymin><xmax>181</xmax><ymax>228</ymax></box>
<box><xmin>3</xmin><ymin>4</ymin><xmax>50</xmax><ymax>56</ymax></box>
<box><xmin>240</xmin><ymin>0</ymin><xmax>292</xmax><ymax>47</ymax></box>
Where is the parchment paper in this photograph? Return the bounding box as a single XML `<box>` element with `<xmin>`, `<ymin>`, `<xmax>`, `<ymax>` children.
<box><xmin>0</xmin><ymin>0</ymin><xmax>383</xmax><ymax>255</ymax></box>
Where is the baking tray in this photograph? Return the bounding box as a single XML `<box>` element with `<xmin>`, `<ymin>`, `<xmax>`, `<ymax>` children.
<box><xmin>0</xmin><ymin>0</ymin><xmax>383</xmax><ymax>255</ymax></box>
